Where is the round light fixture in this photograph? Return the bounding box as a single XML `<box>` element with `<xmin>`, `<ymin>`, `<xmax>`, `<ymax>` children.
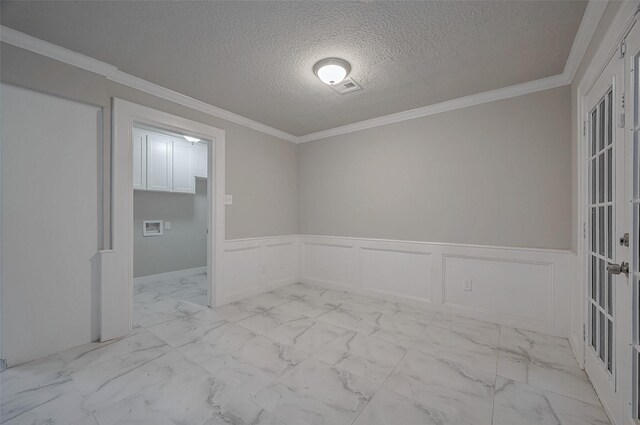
<box><xmin>313</xmin><ymin>58</ymin><xmax>351</xmax><ymax>85</ymax></box>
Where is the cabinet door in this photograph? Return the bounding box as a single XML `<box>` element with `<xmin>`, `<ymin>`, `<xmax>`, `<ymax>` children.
<box><xmin>172</xmin><ymin>139</ymin><xmax>195</xmax><ymax>193</ymax></box>
<box><xmin>146</xmin><ymin>133</ymin><xmax>173</xmax><ymax>192</ymax></box>
<box><xmin>132</xmin><ymin>130</ymin><xmax>147</xmax><ymax>190</ymax></box>
<box><xmin>194</xmin><ymin>142</ymin><xmax>208</xmax><ymax>178</ymax></box>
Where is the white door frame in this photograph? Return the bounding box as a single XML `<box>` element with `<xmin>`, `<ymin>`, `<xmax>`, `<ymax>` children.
<box><xmin>103</xmin><ymin>98</ymin><xmax>225</xmax><ymax>340</ymax></box>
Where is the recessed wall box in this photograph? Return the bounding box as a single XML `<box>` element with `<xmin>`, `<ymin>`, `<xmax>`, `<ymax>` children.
<box><xmin>143</xmin><ymin>220</ymin><xmax>163</xmax><ymax>236</ymax></box>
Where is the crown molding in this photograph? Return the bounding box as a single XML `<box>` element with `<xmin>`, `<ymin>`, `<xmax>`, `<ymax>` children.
<box><xmin>0</xmin><ymin>0</ymin><xmax>607</xmax><ymax>144</ymax></box>
<box><xmin>0</xmin><ymin>25</ymin><xmax>298</xmax><ymax>143</ymax></box>
<box><xmin>298</xmin><ymin>73</ymin><xmax>570</xmax><ymax>143</ymax></box>
<box><xmin>563</xmin><ymin>0</ymin><xmax>608</xmax><ymax>82</ymax></box>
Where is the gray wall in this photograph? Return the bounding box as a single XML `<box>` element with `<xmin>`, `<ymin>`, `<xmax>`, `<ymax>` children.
<box><xmin>0</xmin><ymin>43</ymin><xmax>299</xmax><ymax>242</ymax></box>
<box><xmin>134</xmin><ymin>179</ymin><xmax>208</xmax><ymax>277</ymax></box>
<box><xmin>299</xmin><ymin>86</ymin><xmax>572</xmax><ymax>249</ymax></box>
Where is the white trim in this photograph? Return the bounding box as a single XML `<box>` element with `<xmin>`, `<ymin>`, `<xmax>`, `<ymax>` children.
<box><xmin>564</xmin><ymin>1</ymin><xmax>609</xmax><ymax>82</ymax></box>
<box><xmin>0</xmin><ymin>1</ymin><xmax>609</xmax><ymax>143</ymax></box>
<box><xmin>106</xmin><ymin>98</ymin><xmax>225</xmax><ymax>341</ymax></box>
<box><xmin>0</xmin><ymin>26</ymin><xmax>297</xmax><ymax>143</ymax></box>
<box><xmin>133</xmin><ymin>266</ymin><xmax>207</xmax><ymax>285</ymax></box>
<box><xmin>297</xmin><ymin>74</ymin><xmax>570</xmax><ymax>142</ymax></box>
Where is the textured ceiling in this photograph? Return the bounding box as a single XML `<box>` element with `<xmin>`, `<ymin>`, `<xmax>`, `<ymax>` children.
<box><xmin>1</xmin><ymin>1</ymin><xmax>586</xmax><ymax>136</ymax></box>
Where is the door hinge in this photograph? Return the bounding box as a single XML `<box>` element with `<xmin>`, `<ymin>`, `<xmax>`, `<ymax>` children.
<box><xmin>583</xmin><ymin>222</ymin><xmax>586</xmax><ymax>239</ymax></box>
<box><xmin>583</xmin><ymin>324</ymin><xmax>586</xmax><ymax>341</ymax></box>
<box><xmin>620</xmin><ymin>39</ymin><xmax>626</xmax><ymax>59</ymax></box>
<box><xmin>619</xmin><ymin>113</ymin><xmax>625</xmax><ymax>128</ymax></box>
<box><xmin>583</xmin><ymin>121</ymin><xmax>587</xmax><ymax>137</ymax></box>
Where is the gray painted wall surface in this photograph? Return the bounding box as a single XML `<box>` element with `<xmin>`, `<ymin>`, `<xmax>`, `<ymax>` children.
<box><xmin>299</xmin><ymin>86</ymin><xmax>572</xmax><ymax>249</ymax></box>
<box><xmin>134</xmin><ymin>179</ymin><xmax>208</xmax><ymax>277</ymax></box>
<box><xmin>0</xmin><ymin>43</ymin><xmax>299</xmax><ymax>242</ymax></box>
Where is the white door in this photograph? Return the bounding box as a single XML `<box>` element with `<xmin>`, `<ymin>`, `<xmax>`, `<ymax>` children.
<box><xmin>146</xmin><ymin>132</ymin><xmax>173</xmax><ymax>192</ymax></box>
<box><xmin>626</xmin><ymin>20</ymin><xmax>640</xmax><ymax>425</ymax></box>
<box><xmin>584</xmin><ymin>25</ymin><xmax>634</xmax><ymax>425</ymax></box>
<box><xmin>172</xmin><ymin>138</ymin><xmax>196</xmax><ymax>193</ymax></box>
<box><xmin>132</xmin><ymin>130</ymin><xmax>147</xmax><ymax>190</ymax></box>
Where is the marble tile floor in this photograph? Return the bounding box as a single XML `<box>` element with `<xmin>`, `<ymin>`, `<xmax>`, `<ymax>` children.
<box><xmin>0</xmin><ymin>282</ymin><xmax>611</xmax><ymax>425</ymax></box>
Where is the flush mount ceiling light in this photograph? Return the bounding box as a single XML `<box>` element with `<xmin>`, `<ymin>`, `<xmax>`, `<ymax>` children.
<box><xmin>184</xmin><ymin>135</ymin><xmax>201</xmax><ymax>143</ymax></box>
<box><xmin>313</xmin><ymin>58</ymin><xmax>351</xmax><ymax>85</ymax></box>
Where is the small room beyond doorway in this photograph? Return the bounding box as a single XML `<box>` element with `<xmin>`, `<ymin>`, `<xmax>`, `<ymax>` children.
<box><xmin>132</xmin><ymin>123</ymin><xmax>210</xmax><ymax>325</ymax></box>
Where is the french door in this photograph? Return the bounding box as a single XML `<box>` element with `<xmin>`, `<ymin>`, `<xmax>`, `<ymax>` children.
<box><xmin>585</xmin><ymin>19</ymin><xmax>638</xmax><ymax>425</ymax></box>
<box><xmin>628</xmin><ymin>20</ymin><xmax>640</xmax><ymax>425</ymax></box>
<box><xmin>584</xmin><ymin>28</ymin><xmax>631</xmax><ymax>425</ymax></box>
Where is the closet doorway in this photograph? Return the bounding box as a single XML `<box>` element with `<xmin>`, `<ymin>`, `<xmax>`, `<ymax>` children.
<box><xmin>104</xmin><ymin>99</ymin><xmax>225</xmax><ymax>341</ymax></box>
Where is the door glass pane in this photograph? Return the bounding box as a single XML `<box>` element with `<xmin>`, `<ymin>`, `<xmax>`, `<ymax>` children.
<box><xmin>592</xmin><ymin>304</ymin><xmax>597</xmax><ymax>348</ymax></box>
<box><xmin>592</xmin><ymin>109</ymin><xmax>597</xmax><ymax>155</ymax></box>
<box><xmin>607</xmin><ymin>90</ymin><xmax>612</xmax><ymax>146</ymax></box>
<box><xmin>608</xmin><ymin>205</ymin><xmax>613</xmax><ymax>258</ymax></box>
<box><xmin>607</xmin><ymin>319</ymin><xmax>613</xmax><ymax>372</ymax></box>
<box><xmin>599</xmin><ymin>100</ymin><xmax>605</xmax><ymax>151</ymax></box>
<box><xmin>599</xmin><ymin>258</ymin><xmax>605</xmax><ymax>308</ymax></box>
<box><xmin>607</xmin><ymin>149</ymin><xmax>612</xmax><ymax>202</ymax></box>
<box><xmin>599</xmin><ymin>312</ymin><xmax>606</xmax><ymax>361</ymax></box>
<box><xmin>599</xmin><ymin>154</ymin><xmax>605</xmax><ymax>203</ymax></box>
<box><xmin>599</xmin><ymin>206</ymin><xmax>605</xmax><ymax>255</ymax></box>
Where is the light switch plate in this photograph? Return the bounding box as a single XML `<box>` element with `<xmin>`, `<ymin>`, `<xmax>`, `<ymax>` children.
<box><xmin>463</xmin><ymin>280</ymin><xmax>472</xmax><ymax>291</ymax></box>
<box><xmin>225</xmin><ymin>195</ymin><xmax>233</xmax><ymax>205</ymax></box>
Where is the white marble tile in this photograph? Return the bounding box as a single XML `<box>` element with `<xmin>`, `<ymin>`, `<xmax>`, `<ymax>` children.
<box><xmin>60</xmin><ymin>329</ymin><xmax>171</xmax><ymax>373</ymax></box>
<box><xmin>276</xmin><ymin>298</ymin><xmax>334</xmax><ymax>318</ymax></box>
<box><xmin>212</xmin><ymin>301</ymin><xmax>272</xmax><ymax>323</ymax></box>
<box><xmin>254</xmin><ymin>357</ymin><xmax>379</xmax><ymax>425</ymax></box>
<box><xmin>147</xmin><ymin>310</ymin><xmax>229</xmax><ymax>347</ymax></box>
<box><xmin>241</xmin><ymin>292</ymin><xmax>291</xmax><ymax>309</ymax></box>
<box><xmin>177</xmin><ymin>322</ymin><xmax>258</xmax><ymax>364</ymax></box>
<box><xmin>236</xmin><ymin>307</ymin><xmax>307</xmax><ymax>335</ymax></box>
<box><xmin>361</xmin><ymin>313</ymin><xmax>428</xmax><ymax>348</ymax></box>
<box><xmin>314</xmin><ymin>331</ymin><xmax>406</xmax><ymax>384</ymax></box>
<box><xmin>0</xmin><ymin>354</ymin><xmax>78</xmax><ymax>423</ymax></box>
<box><xmin>2</xmin><ymin>391</ymin><xmax>92</xmax><ymax>425</ymax></box>
<box><xmin>432</xmin><ymin>312</ymin><xmax>500</xmax><ymax>334</ymax></box>
<box><xmin>315</xmin><ymin>306</ymin><xmax>381</xmax><ymax>333</ymax></box>
<box><xmin>384</xmin><ymin>349</ymin><xmax>495</xmax><ymax>425</ymax></box>
<box><xmin>74</xmin><ymin>350</ymin><xmax>195</xmax><ymax>412</ymax></box>
<box><xmin>413</xmin><ymin>321</ymin><xmax>499</xmax><ymax>358</ymax></box>
<box><xmin>353</xmin><ymin>387</ymin><xmax>472</xmax><ymax>425</ymax></box>
<box><xmin>493</xmin><ymin>377</ymin><xmax>610</xmax><ymax>425</ymax></box>
<box><xmin>101</xmin><ymin>366</ymin><xmax>280</xmax><ymax>425</ymax></box>
<box><xmin>497</xmin><ymin>326</ymin><xmax>599</xmax><ymax>405</ymax></box>
<box><xmin>265</xmin><ymin>318</ymin><xmax>351</xmax><ymax>355</ymax></box>
<box><xmin>71</xmin><ymin>416</ymin><xmax>100</xmax><ymax>425</ymax></box>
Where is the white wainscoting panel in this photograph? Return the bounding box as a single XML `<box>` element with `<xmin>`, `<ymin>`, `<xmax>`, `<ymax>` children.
<box><xmin>360</xmin><ymin>244</ymin><xmax>432</xmax><ymax>302</ymax></box>
<box><xmin>299</xmin><ymin>235</ymin><xmax>571</xmax><ymax>336</ymax></box>
<box><xmin>218</xmin><ymin>235</ymin><xmax>298</xmax><ymax>305</ymax></box>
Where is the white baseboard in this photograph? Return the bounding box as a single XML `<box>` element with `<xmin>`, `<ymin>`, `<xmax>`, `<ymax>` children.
<box><xmin>133</xmin><ymin>266</ymin><xmax>207</xmax><ymax>285</ymax></box>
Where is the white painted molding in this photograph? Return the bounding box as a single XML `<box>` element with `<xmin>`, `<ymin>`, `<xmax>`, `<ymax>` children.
<box><xmin>563</xmin><ymin>0</ymin><xmax>608</xmax><ymax>82</ymax></box>
<box><xmin>0</xmin><ymin>25</ymin><xmax>298</xmax><ymax>143</ymax></box>
<box><xmin>297</xmin><ymin>73</ymin><xmax>570</xmax><ymax>143</ymax></box>
<box><xmin>132</xmin><ymin>266</ymin><xmax>207</xmax><ymax>285</ymax></box>
<box><xmin>0</xmin><ymin>1</ymin><xmax>610</xmax><ymax>144</ymax></box>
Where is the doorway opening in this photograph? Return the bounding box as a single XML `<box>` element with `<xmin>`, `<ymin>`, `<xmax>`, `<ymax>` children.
<box><xmin>132</xmin><ymin>124</ymin><xmax>211</xmax><ymax>325</ymax></box>
<box><xmin>106</xmin><ymin>98</ymin><xmax>225</xmax><ymax>341</ymax></box>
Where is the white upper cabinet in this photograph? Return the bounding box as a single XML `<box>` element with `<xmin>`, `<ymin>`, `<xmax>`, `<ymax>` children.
<box><xmin>146</xmin><ymin>132</ymin><xmax>173</xmax><ymax>192</ymax></box>
<box><xmin>194</xmin><ymin>142</ymin><xmax>208</xmax><ymax>178</ymax></box>
<box><xmin>132</xmin><ymin>130</ymin><xmax>147</xmax><ymax>190</ymax></box>
<box><xmin>172</xmin><ymin>139</ymin><xmax>196</xmax><ymax>193</ymax></box>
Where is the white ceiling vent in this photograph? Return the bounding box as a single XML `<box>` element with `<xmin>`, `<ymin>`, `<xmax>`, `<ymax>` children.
<box><xmin>329</xmin><ymin>77</ymin><xmax>362</xmax><ymax>95</ymax></box>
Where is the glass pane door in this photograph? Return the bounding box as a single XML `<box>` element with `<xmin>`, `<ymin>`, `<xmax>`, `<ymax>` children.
<box><xmin>632</xmin><ymin>47</ymin><xmax>640</xmax><ymax>422</ymax></box>
<box><xmin>588</xmin><ymin>88</ymin><xmax>616</xmax><ymax>375</ymax></box>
